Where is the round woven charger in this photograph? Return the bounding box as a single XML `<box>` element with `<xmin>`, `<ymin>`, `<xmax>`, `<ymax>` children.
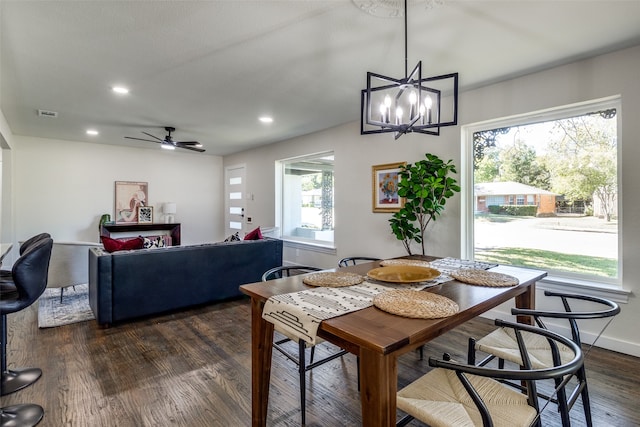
<box><xmin>450</xmin><ymin>269</ymin><xmax>519</xmax><ymax>287</ymax></box>
<box><xmin>379</xmin><ymin>259</ymin><xmax>431</xmax><ymax>268</ymax></box>
<box><xmin>302</xmin><ymin>271</ymin><xmax>364</xmax><ymax>288</ymax></box>
<box><xmin>373</xmin><ymin>290</ymin><xmax>459</xmax><ymax>319</ymax></box>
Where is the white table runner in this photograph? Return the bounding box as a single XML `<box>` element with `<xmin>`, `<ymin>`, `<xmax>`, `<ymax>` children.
<box><xmin>262</xmin><ymin>258</ymin><xmax>497</xmax><ymax>345</ymax></box>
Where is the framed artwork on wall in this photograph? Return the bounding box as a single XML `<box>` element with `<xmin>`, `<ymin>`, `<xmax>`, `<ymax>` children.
<box><xmin>137</xmin><ymin>206</ymin><xmax>153</xmax><ymax>224</ymax></box>
<box><xmin>115</xmin><ymin>181</ymin><xmax>149</xmax><ymax>223</ymax></box>
<box><xmin>372</xmin><ymin>162</ymin><xmax>406</xmax><ymax>212</ymax></box>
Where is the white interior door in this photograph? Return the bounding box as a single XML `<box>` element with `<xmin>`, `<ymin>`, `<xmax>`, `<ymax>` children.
<box><xmin>225</xmin><ymin>164</ymin><xmax>246</xmax><ymax>238</ymax></box>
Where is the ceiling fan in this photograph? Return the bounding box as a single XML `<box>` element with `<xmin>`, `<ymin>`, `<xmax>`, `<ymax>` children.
<box><xmin>125</xmin><ymin>127</ymin><xmax>205</xmax><ymax>152</ymax></box>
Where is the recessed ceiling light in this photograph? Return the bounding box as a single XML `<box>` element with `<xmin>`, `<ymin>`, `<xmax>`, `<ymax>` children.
<box><xmin>112</xmin><ymin>86</ymin><xmax>129</xmax><ymax>94</ymax></box>
<box><xmin>86</xmin><ymin>129</ymin><xmax>99</xmax><ymax>136</ymax></box>
<box><xmin>259</xmin><ymin>116</ymin><xmax>273</xmax><ymax>124</ymax></box>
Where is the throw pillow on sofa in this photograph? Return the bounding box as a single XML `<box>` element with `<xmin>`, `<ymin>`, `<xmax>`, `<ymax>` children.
<box><xmin>224</xmin><ymin>232</ymin><xmax>240</xmax><ymax>242</ymax></box>
<box><xmin>141</xmin><ymin>235</ymin><xmax>167</xmax><ymax>249</ymax></box>
<box><xmin>244</xmin><ymin>227</ymin><xmax>263</xmax><ymax>240</ymax></box>
<box><xmin>101</xmin><ymin>236</ymin><xmax>144</xmax><ymax>253</ymax></box>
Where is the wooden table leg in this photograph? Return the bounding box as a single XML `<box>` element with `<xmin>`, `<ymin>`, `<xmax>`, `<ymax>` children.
<box><xmin>359</xmin><ymin>347</ymin><xmax>397</xmax><ymax>426</ymax></box>
<box><xmin>515</xmin><ymin>281</ymin><xmax>536</xmax><ymax>324</ymax></box>
<box><xmin>250</xmin><ymin>297</ymin><xmax>274</xmax><ymax>427</ymax></box>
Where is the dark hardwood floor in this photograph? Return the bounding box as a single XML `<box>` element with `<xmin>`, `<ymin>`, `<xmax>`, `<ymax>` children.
<box><xmin>2</xmin><ymin>297</ymin><xmax>638</xmax><ymax>426</ymax></box>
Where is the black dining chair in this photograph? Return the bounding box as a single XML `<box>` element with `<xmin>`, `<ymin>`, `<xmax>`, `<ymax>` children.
<box><xmin>468</xmin><ymin>291</ymin><xmax>620</xmax><ymax>427</ymax></box>
<box><xmin>337</xmin><ymin>256</ymin><xmax>381</xmax><ymax>268</ymax></box>
<box><xmin>397</xmin><ymin>319</ymin><xmax>584</xmax><ymax>427</ymax></box>
<box><xmin>262</xmin><ymin>265</ymin><xmax>350</xmax><ymax>425</ymax></box>
<box><xmin>261</xmin><ymin>265</ymin><xmax>322</xmax><ymax>282</ymax></box>
<box><xmin>1</xmin><ymin>237</ymin><xmax>53</xmax><ymax>427</ymax></box>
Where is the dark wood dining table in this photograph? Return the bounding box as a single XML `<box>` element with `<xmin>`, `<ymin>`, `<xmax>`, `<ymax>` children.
<box><xmin>239</xmin><ymin>256</ymin><xmax>547</xmax><ymax>426</ymax></box>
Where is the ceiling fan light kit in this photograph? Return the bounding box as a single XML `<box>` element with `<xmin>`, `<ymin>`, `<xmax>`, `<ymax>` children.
<box><xmin>360</xmin><ymin>0</ymin><xmax>458</xmax><ymax>139</ymax></box>
<box><xmin>125</xmin><ymin>126</ymin><xmax>205</xmax><ymax>152</ymax></box>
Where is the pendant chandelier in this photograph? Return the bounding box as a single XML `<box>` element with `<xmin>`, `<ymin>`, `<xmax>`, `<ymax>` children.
<box><xmin>360</xmin><ymin>0</ymin><xmax>458</xmax><ymax>139</ymax></box>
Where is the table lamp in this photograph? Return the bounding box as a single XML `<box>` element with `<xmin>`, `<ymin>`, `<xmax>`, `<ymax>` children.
<box><xmin>163</xmin><ymin>202</ymin><xmax>177</xmax><ymax>224</ymax></box>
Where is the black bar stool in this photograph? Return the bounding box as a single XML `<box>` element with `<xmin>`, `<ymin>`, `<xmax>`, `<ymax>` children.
<box><xmin>1</xmin><ymin>237</ymin><xmax>53</xmax><ymax>427</ymax></box>
<box><xmin>0</xmin><ymin>233</ymin><xmax>51</xmax><ymax>282</ymax></box>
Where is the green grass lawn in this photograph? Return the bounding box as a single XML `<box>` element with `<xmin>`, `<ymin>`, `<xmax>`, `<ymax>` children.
<box><xmin>475</xmin><ymin>247</ymin><xmax>617</xmax><ymax>278</ymax></box>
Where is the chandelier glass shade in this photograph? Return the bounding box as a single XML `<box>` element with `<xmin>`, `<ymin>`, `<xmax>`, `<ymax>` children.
<box><xmin>360</xmin><ymin>0</ymin><xmax>458</xmax><ymax>139</ymax></box>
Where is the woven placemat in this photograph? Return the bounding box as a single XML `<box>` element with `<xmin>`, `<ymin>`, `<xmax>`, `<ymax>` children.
<box><xmin>380</xmin><ymin>259</ymin><xmax>431</xmax><ymax>268</ymax></box>
<box><xmin>450</xmin><ymin>269</ymin><xmax>519</xmax><ymax>287</ymax></box>
<box><xmin>302</xmin><ymin>271</ymin><xmax>364</xmax><ymax>288</ymax></box>
<box><xmin>373</xmin><ymin>290</ymin><xmax>459</xmax><ymax>319</ymax></box>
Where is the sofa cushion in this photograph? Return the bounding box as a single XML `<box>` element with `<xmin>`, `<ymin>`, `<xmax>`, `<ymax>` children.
<box><xmin>244</xmin><ymin>227</ymin><xmax>263</xmax><ymax>240</ymax></box>
<box><xmin>101</xmin><ymin>236</ymin><xmax>144</xmax><ymax>253</ymax></box>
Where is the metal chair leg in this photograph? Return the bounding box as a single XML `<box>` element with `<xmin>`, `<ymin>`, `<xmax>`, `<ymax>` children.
<box><xmin>1</xmin><ymin>315</ymin><xmax>41</xmax><ymax>396</ymax></box>
<box><xmin>298</xmin><ymin>340</ymin><xmax>306</xmax><ymax>426</ymax></box>
<box><xmin>578</xmin><ymin>366</ymin><xmax>593</xmax><ymax>426</ymax></box>
<box><xmin>356</xmin><ymin>356</ymin><xmax>360</xmax><ymax>392</ymax></box>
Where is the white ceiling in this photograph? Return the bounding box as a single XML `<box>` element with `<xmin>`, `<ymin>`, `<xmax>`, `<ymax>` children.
<box><xmin>2</xmin><ymin>0</ymin><xmax>639</xmax><ymax>156</ymax></box>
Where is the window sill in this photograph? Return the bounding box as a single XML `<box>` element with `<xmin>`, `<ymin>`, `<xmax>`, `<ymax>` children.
<box><xmin>537</xmin><ymin>275</ymin><xmax>630</xmax><ymax>303</ymax></box>
<box><xmin>282</xmin><ymin>238</ymin><xmax>336</xmax><ymax>255</ymax></box>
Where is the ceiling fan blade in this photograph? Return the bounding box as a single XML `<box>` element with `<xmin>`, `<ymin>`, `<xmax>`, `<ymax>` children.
<box><xmin>125</xmin><ymin>136</ymin><xmax>161</xmax><ymax>144</ymax></box>
<box><xmin>141</xmin><ymin>131</ymin><xmax>165</xmax><ymax>142</ymax></box>
<box><xmin>178</xmin><ymin>145</ymin><xmax>205</xmax><ymax>153</ymax></box>
<box><xmin>126</xmin><ymin>128</ymin><xmax>204</xmax><ymax>152</ymax></box>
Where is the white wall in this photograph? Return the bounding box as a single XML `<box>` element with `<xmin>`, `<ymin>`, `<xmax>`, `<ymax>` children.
<box><xmin>223</xmin><ymin>44</ymin><xmax>640</xmax><ymax>356</ymax></box>
<box><xmin>10</xmin><ymin>135</ymin><xmax>224</xmax><ymax>245</ymax></box>
<box><xmin>0</xmin><ymin>109</ymin><xmax>15</xmax><ymax>249</ymax></box>
<box><xmin>224</xmin><ymin>120</ymin><xmax>462</xmax><ymax>269</ymax></box>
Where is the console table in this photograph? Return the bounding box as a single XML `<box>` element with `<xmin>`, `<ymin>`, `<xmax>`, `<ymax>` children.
<box><xmin>100</xmin><ymin>223</ymin><xmax>181</xmax><ymax>246</ymax></box>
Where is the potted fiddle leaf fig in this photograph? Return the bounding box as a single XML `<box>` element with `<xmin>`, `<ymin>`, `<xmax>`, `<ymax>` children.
<box><xmin>389</xmin><ymin>153</ymin><xmax>460</xmax><ymax>255</ymax></box>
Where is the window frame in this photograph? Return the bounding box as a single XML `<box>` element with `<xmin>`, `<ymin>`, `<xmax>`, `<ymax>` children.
<box><xmin>275</xmin><ymin>151</ymin><xmax>336</xmax><ymax>251</ymax></box>
<box><xmin>461</xmin><ymin>95</ymin><xmax>624</xmax><ymax>293</ymax></box>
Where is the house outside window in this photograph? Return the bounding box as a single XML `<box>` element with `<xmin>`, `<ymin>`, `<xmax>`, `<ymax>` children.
<box><xmin>463</xmin><ymin>97</ymin><xmax>620</xmax><ymax>286</ymax></box>
<box><xmin>277</xmin><ymin>152</ymin><xmax>334</xmax><ymax>247</ymax></box>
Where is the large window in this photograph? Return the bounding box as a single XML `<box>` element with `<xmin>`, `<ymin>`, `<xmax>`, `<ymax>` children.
<box><xmin>277</xmin><ymin>152</ymin><xmax>334</xmax><ymax>247</ymax></box>
<box><xmin>463</xmin><ymin>97</ymin><xmax>620</xmax><ymax>285</ymax></box>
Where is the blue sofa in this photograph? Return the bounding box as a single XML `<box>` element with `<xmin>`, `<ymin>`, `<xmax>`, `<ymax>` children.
<box><xmin>88</xmin><ymin>237</ymin><xmax>283</xmax><ymax>326</ymax></box>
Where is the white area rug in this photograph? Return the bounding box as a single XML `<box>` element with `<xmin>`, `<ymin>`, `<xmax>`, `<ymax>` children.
<box><xmin>37</xmin><ymin>284</ymin><xmax>94</xmax><ymax>328</ymax></box>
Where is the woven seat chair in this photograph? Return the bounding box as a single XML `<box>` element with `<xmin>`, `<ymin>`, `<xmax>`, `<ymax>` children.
<box><xmin>262</xmin><ymin>265</ymin><xmax>349</xmax><ymax>425</ymax></box>
<box><xmin>397</xmin><ymin>319</ymin><xmax>583</xmax><ymax>427</ymax></box>
<box><xmin>468</xmin><ymin>291</ymin><xmax>620</xmax><ymax>427</ymax></box>
<box><xmin>337</xmin><ymin>256</ymin><xmax>381</xmax><ymax>268</ymax></box>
